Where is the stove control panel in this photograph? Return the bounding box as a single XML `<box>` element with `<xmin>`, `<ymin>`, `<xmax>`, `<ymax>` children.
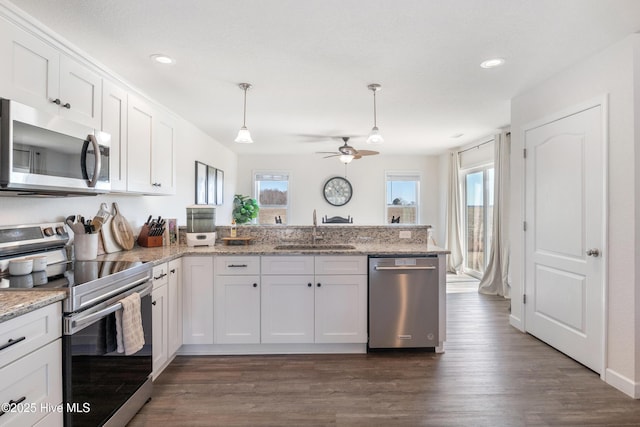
<box><xmin>0</xmin><ymin>222</ymin><xmax>69</xmax><ymax>257</ymax></box>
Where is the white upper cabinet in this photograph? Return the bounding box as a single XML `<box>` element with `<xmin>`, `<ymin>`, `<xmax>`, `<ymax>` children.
<box><xmin>127</xmin><ymin>94</ymin><xmax>176</xmax><ymax>195</ymax></box>
<box><xmin>0</xmin><ymin>20</ymin><xmax>101</xmax><ymax>128</ymax></box>
<box><xmin>102</xmin><ymin>79</ymin><xmax>128</xmax><ymax>192</ymax></box>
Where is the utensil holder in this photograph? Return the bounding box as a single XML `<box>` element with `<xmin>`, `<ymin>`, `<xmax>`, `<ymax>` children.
<box><xmin>137</xmin><ymin>224</ymin><xmax>163</xmax><ymax>248</ymax></box>
<box><xmin>74</xmin><ymin>233</ymin><xmax>99</xmax><ymax>260</ymax></box>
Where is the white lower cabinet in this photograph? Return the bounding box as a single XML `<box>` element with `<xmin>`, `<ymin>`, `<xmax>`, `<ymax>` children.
<box><xmin>0</xmin><ymin>304</ymin><xmax>62</xmax><ymax>427</ymax></box>
<box><xmin>260</xmin><ymin>256</ymin><xmax>368</xmax><ymax>345</ymax></box>
<box><xmin>151</xmin><ymin>265</ymin><xmax>169</xmax><ymax>379</ymax></box>
<box><xmin>167</xmin><ymin>259</ymin><xmax>183</xmax><ymax>356</ymax></box>
<box><xmin>214</xmin><ymin>256</ymin><xmax>260</xmax><ymax>344</ymax></box>
<box><xmin>261</xmin><ymin>274</ymin><xmax>315</xmax><ymax>343</ymax></box>
<box><xmin>182</xmin><ymin>256</ymin><xmax>214</xmax><ymax>345</ymax></box>
<box><xmin>152</xmin><ymin>259</ymin><xmax>182</xmax><ymax>379</ymax></box>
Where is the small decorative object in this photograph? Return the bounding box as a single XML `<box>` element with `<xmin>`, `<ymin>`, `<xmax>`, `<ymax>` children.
<box><xmin>230</xmin><ymin>219</ymin><xmax>237</xmax><ymax>237</ymax></box>
<box><xmin>391</xmin><ymin>216</ymin><xmax>400</xmax><ymax>223</ymax></box>
<box><xmin>232</xmin><ymin>194</ymin><xmax>259</xmax><ymax>224</ymax></box>
<box><xmin>323</xmin><ymin>176</ymin><xmax>352</xmax><ymax>206</ymax></box>
<box><xmin>275</xmin><ymin>216</ymin><xmax>282</xmax><ymax>224</ymax></box>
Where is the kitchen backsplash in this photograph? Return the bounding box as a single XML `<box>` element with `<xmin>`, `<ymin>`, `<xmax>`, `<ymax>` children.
<box><xmin>179</xmin><ymin>224</ymin><xmax>432</xmax><ymax>245</ymax></box>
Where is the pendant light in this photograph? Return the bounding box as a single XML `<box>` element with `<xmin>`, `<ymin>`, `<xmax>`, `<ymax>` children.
<box><xmin>366</xmin><ymin>83</ymin><xmax>384</xmax><ymax>144</ymax></box>
<box><xmin>234</xmin><ymin>83</ymin><xmax>254</xmax><ymax>143</ymax></box>
<box><xmin>339</xmin><ymin>154</ymin><xmax>355</xmax><ymax>164</ymax></box>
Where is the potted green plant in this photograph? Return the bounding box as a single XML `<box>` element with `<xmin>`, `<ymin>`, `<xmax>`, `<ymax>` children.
<box><xmin>232</xmin><ymin>194</ymin><xmax>259</xmax><ymax>224</ymax></box>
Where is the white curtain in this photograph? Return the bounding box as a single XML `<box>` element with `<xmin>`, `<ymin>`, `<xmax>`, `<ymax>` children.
<box><xmin>446</xmin><ymin>151</ymin><xmax>464</xmax><ymax>273</ymax></box>
<box><xmin>479</xmin><ymin>132</ymin><xmax>511</xmax><ymax>297</ymax></box>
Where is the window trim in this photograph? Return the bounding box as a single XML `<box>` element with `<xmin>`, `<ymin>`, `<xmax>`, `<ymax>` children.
<box><xmin>384</xmin><ymin>170</ymin><xmax>421</xmax><ymax>224</ymax></box>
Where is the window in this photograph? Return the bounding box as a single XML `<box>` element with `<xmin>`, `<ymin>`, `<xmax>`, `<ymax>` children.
<box><xmin>385</xmin><ymin>172</ymin><xmax>420</xmax><ymax>224</ymax></box>
<box><xmin>463</xmin><ymin>166</ymin><xmax>494</xmax><ymax>277</ymax></box>
<box><xmin>254</xmin><ymin>172</ymin><xmax>289</xmax><ymax>224</ymax></box>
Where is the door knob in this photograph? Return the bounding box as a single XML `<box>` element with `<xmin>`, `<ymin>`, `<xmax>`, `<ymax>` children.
<box><xmin>586</xmin><ymin>248</ymin><xmax>600</xmax><ymax>257</ymax></box>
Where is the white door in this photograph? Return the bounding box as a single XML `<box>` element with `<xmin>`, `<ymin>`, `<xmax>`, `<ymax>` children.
<box><xmin>214</xmin><ymin>275</ymin><xmax>261</xmax><ymax>344</ymax></box>
<box><xmin>261</xmin><ymin>275</ymin><xmax>314</xmax><ymax>343</ymax></box>
<box><xmin>524</xmin><ymin>102</ymin><xmax>605</xmax><ymax>373</ymax></box>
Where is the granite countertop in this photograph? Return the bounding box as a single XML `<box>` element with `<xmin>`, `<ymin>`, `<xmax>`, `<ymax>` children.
<box><xmin>0</xmin><ymin>242</ymin><xmax>448</xmax><ymax>322</ymax></box>
<box><xmin>94</xmin><ymin>242</ymin><xmax>450</xmax><ymax>265</ymax></box>
<box><xmin>0</xmin><ymin>290</ymin><xmax>66</xmax><ymax>323</ymax></box>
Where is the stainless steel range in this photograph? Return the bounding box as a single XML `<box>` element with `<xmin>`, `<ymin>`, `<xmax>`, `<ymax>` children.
<box><xmin>0</xmin><ymin>222</ymin><xmax>153</xmax><ymax>427</ymax></box>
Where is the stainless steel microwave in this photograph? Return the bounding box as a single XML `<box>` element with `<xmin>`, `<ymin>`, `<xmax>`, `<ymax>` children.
<box><xmin>0</xmin><ymin>98</ymin><xmax>110</xmax><ymax>196</ymax></box>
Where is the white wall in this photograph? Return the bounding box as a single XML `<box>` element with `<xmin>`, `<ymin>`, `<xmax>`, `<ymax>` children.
<box><xmin>509</xmin><ymin>34</ymin><xmax>640</xmax><ymax>396</ymax></box>
<box><xmin>235</xmin><ymin>154</ymin><xmax>443</xmax><ymax>231</ymax></box>
<box><xmin>1</xmin><ymin>119</ymin><xmax>238</xmax><ymax>232</ymax></box>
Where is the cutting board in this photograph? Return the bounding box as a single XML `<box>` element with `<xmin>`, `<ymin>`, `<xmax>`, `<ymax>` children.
<box><xmin>100</xmin><ymin>215</ymin><xmax>122</xmax><ymax>253</ymax></box>
<box><xmin>111</xmin><ymin>202</ymin><xmax>135</xmax><ymax>250</ymax></box>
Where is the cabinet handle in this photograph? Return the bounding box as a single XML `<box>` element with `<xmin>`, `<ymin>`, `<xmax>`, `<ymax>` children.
<box><xmin>152</xmin><ymin>182</ymin><xmax>162</xmax><ymax>187</ymax></box>
<box><xmin>170</xmin><ymin>269</ymin><xmax>176</xmax><ymax>274</ymax></box>
<box><xmin>63</xmin><ymin>102</ymin><xmax>71</xmax><ymax>109</ymax></box>
<box><xmin>228</xmin><ymin>264</ymin><xmax>248</xmax><ymax>268</ymax></box>
<box><xmin>307</xmin><ymin>283</ymin><xmax>312</xmax><ymax>287</ymax></box>
<box><xmin>152</xmin><ymin>301</ymin><xmax>157</xmax><ymax>306</ymax></box>
<box><xmin>0</xmin><ymin>396</ymin><xmax>26</xmax><ymax>417</ymax></box>
<box><xmin>154</xmin><ymin>273</ymin><xmax>167</xmax><ymax>280</ymax></box>
<box><xmin>0</xmin><ymin>336</ymin><xmax>26</xmax><ymax>352</ymax></box>
<box><xmin>253</xmin><ymin>283</ymin><xmax>258</xmax><ymax>288</ymax></box>
<box><xmin>49</xmin><ymin>98</ymin><xmax>61</xmax><ymax>105</ymax></box>
<box><xmin>317</xmin><ymin>283</ymin><xmax>322</xmax><ymax>287</ymax></box>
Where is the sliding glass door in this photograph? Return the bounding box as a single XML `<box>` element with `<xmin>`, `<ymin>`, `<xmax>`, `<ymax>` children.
<box><xmin>464</xmin><ymin>166</ymin><xmax>494</xmax><ymax>277</ymax></box>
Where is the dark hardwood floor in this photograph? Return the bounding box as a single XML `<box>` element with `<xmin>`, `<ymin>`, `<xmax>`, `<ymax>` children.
<box><xmin>128</xmin><ymin>288</ymin><xmax>640</xmax><ymax>426</ymax></box>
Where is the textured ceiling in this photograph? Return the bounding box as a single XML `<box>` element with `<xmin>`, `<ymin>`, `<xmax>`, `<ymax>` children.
<box><xmin>8</xmin><ymin>0</ymin><xmax>640</xmax><ymax>156</ymax></box>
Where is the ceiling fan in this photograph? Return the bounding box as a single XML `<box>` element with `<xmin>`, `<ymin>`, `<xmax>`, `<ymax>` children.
<box><xmin>316</xmin><ymin>137</ymin><xmax>379</xmax><ymax>163</ymax></box>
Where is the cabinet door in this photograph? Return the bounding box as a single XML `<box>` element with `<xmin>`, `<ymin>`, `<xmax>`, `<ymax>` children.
<box><xmin>151</xmin><ymin>284</ymin><xmax>168</xmax><ymax>379</ymax></box>
<box><xmin>168</xmin><ymin>259</ymin><xmax>183</xmax><ymax>355</ymax></box>
<box><xmin>315</xmin><ymin>275</ymin><xmax>368</xmax><ymax>343</ymax></box>
<box><xmin>261</xmin><ymin>275</ymin><xmax>314</xmax><ymax>343</ymax></box>
<box><xmin>0</xmin><ymin>21</ymin><xmax>60</xmax><ymax>114</ymax></box>
<box><xmin>150</xmin><ymin>111</ymin><xmax>176</xmax><ymax>194</ymax></box>
<box><xmin>214</xmin><ymin>275</ymin><xmax>261</xmax><ymax>344</ymax></box>
<box><xmin>59</xmin><ymin>55</ymin><xmax>102</xmax><ymax>128</ymax></box>
<box><xmin>102</xmin><ymin>79</ymin><xmax>128</xmax><ymax>191</ymax></box>
<box><xmin>126</xmin><ymin>94</ymin><xmax>153</xmax><ymax>193</ymax></box>
<box><xmin>182</xmin><ymin>256</ymin><xmax>214</xmax><ymax>345</ymax></box>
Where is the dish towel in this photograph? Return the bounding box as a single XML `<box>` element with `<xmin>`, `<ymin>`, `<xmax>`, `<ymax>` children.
<box><xmin>115</xmin><ymin>292</ymin><xmax>145</xmax><ymax>355</ymax></box>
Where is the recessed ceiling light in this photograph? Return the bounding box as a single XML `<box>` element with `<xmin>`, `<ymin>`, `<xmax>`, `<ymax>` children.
<box><xmin>480</xmin><ymin>58</ymin><xmax>505</xmax><ymax>69</ymax></box>
<box><xmin>150</xmin><ymin>54</ymin><xmax>175</xmax><ymax>64</ymax></box>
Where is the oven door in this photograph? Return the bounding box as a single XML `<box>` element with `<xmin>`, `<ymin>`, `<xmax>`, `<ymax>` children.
<box><xmin>0</xmin><ymin>98</ymin><xmax>110</xmax><ymax>194</ymax></box>
<box><xmin>63</xmin><ymin>282</ymin><xmax>152</xmax><ymax>427</ymax></box>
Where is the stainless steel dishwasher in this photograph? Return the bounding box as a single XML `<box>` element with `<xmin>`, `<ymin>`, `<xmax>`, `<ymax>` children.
<box><xmin>368</xmin><ymin>256</ymin><xmax>439</xmax><ymax>349</ymax></box>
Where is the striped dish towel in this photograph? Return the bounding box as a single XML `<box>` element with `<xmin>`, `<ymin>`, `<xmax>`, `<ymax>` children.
<box><xmin>115</xmin><ymin>292</ymin><xmax>145</xmax><ymax>355</ymax></box>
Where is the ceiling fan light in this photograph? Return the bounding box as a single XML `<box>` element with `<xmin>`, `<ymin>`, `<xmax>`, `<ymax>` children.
<box><xmin>339</xmin><ymin>154</ymin><xmax>355</xmax><ymax>164</ymax></box>
<box><xmin>234</xmin><ymin>126</ymin><xmax>253</xmax><ymax>143</ymax></box>
<box><xmin>366</xmin><ymin>127</ymin><xmax>384</xmax><ymax>144</ymax></box>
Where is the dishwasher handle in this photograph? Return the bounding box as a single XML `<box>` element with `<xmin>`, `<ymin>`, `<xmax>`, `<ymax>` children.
<box><xmin>374</xmin><ymin>265</ymin><xmax>436</xmax><ymax>271</ymax></box>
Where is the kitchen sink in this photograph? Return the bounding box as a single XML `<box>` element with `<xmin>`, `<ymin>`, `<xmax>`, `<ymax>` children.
<box><xmin>273</xmin><ymin>244</ymin><xmax>356</xmax><ymax>250</ymax></box>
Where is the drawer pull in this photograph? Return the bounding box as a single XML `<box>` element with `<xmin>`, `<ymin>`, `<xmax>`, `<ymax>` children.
<box><xmin>0</xmin><ymin>336</ymin><xmax>26</xmax><ymax>352</ymax></box>
<box><xmin>154</xmin><ymin>273</ymin><xmax>167</xmax><ymax>280</ymax></box>
<box><xmin>0</xmin><ymin>396</ymin><xmax>27</xmax><ymax>416</ymax></box>
<box><xmin>228</xmin><ymin>264</ymin><xmax>248</xmax><ymax>268</ymax></box>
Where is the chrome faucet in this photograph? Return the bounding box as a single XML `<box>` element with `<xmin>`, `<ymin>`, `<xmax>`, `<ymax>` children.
<box><xmin>312</xmin><ymin>209</ymin><xmax>323</xmax><ymax>245</ymax></box>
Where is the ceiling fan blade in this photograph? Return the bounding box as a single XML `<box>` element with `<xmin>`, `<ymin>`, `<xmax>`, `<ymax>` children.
<box><xmin>316</xmin><ymin>151</ymin><xmax>340</xmax><ymax>154</ymax></box>
<box><xmin>355</xmin><ymin>150</ymin><xmax>379</xmax><ymax>156</ymax></box>
<box><xmin>323</xmin><ymin>154</ymin><xmax>340</xmax><ymax>159</ymax></box>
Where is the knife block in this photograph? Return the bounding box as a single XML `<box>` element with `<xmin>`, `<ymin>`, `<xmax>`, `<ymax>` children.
<box><xmin>137</xmin><ymin>225</ymin><xmax>163</xmax><ymax>248</ymax></box>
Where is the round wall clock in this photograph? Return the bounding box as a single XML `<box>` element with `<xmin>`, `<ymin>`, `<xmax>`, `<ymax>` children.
<box><xmin>323</xmin><ymin>176</ymin><xmax>353</xmax><ymax>206</ymax></box>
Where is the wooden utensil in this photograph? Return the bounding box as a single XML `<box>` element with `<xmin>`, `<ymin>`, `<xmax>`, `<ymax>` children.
<box><xmin>111</xmin><ymin>202</ymin><xmax>135</xmax><ymax>250</ymax></box>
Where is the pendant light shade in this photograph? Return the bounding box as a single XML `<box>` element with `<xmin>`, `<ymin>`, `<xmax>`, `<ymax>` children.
<box><xmin>366</xmin><ymin>83</ymin><xmax>384</xmax><ymax>144</ymax></box>
<box><xmin>234</xmin><ymin>83</ymin><xmax>254</xmax><ymax>143</ymax></box>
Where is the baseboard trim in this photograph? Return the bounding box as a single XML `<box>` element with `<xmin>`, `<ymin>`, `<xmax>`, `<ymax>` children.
<box><xmin>605</xmin><ymin>368</ymin><xmax>640</xmax><ymax>398</ymax></box>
